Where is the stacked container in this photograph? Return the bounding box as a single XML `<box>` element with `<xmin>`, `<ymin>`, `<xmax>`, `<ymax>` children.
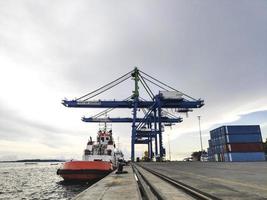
<box><xmin>207</xmin><ymin>125</ymin><xmax>265</xmax><ymax>162</ymax></box>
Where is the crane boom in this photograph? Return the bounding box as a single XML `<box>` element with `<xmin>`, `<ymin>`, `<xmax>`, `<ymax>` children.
<box><xmin>62</xmin><ymin>99</ymin><xmax>204</xmax><ymax>109</ymax></box>
<box><xmin>82</xmin><ymin>117</ymin><xmax>182</xmax><ymax>123</ymax></box>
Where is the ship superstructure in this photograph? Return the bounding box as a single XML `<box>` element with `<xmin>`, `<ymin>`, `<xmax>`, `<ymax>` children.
<box><xmin>83</xmin><ymin>127</ymin><xmax>123</xmax><ymax>166</ymax></box>
<box><xmin>57</xmin><ymin>126</ymin><xmax>124</xmax><ymax>181</ymax></box>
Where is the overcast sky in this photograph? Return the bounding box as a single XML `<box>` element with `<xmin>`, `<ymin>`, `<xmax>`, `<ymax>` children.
<box><xmin>0</xmin><ymin>1</ymin><xmax>266</xmax><ymax>161</ymax></box>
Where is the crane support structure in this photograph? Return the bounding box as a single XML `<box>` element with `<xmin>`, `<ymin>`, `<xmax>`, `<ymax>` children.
<box><xmin>82</xmin><ymin>117</ymin><xmax>182</xmax><ymax>123</ymax></box>
<box><xmin>62</xmin><ymin>67</ymin><xmax>204</xmax><ymax>161</ymax></box>
<box><xmin>62</xmin><ymin>100</ymin><xmax>203</xmax><ymax>108</ymax></box>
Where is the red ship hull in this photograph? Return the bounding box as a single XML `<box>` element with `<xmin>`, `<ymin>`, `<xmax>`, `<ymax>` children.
<box><xmin>57</xmin><ymin>161</ymin><xmax>113</xmax><ymax>181</ymax></box>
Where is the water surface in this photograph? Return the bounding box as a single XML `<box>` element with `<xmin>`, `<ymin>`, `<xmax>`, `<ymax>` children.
<box><xmin>0</xmin><ymin>162</ymin><xmax>94</xmax><ymax>200</ymax></box>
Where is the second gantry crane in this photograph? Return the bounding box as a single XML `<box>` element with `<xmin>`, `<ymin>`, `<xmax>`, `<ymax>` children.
<box><xmin>62</xmin><ymin>67</ymin><xmax>204</xmax><ymax>161</ymax></box>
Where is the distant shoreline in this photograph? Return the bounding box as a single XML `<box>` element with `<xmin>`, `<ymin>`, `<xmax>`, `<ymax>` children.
<box><xmin>0</xmin><ymin>159</ymin><xmax>65</xmax><ymax>163</ymax></box>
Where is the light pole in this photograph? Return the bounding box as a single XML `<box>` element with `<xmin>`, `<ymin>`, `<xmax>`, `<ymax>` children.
<box><xmin>198</xmin><ymin>116</ymin><xmax>203</xmax><ymax>153</ymax></box>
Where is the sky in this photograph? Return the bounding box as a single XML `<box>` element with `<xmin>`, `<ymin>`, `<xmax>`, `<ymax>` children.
<box><xmin>0</xmin><ymin>1</ymin><xmax>266</xmax><ymax>161</ymax></box>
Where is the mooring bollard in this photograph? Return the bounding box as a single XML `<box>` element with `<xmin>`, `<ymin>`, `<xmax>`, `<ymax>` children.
<box><xmin>116</xmin><ymin>159</ymin><xmax>128</xmax><ymax>174</ymax></box>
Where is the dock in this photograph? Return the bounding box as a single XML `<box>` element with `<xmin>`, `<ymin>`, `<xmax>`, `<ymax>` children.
<box><xmin>138</xmin><ymin>162</ymin><xmax>267</xmax><ymax>199</ymax></box>
<box><xmin>73</xmin><ymin>166</ymin><xmax>141</xmax><ymax>200</ymax></box>
<box><xmin>74</xmin><ymin>162</ymin><xmax>267</xmax><ymax>200</ymax></box>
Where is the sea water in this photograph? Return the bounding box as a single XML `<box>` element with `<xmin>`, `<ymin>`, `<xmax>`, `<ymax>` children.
<box><xmin>0</xmin><ymin>162</ymin><xmax>93</xmax><ymax>200</ymax></box>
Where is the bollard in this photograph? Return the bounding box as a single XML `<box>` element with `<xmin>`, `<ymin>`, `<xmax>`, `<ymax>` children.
<box><xmin>116</xmin><ymin>159</ymin><xmax>128</xmax><ymax>174</ymax></box>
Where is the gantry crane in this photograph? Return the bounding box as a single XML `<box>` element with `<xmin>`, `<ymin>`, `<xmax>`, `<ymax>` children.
<box><xmin>62</xmin><ymin>67</ymin><xmax>204</xmax><ymax>161</ymax></box>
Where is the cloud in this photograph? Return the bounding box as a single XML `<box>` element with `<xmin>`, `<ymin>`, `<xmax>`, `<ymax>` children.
<box><xmin>0</xmin><ymin>1</ymin><xmax>266</xmax><ymax>160</ymax></box>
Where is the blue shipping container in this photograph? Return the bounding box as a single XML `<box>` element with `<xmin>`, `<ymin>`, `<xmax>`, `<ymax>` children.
<box><xmin>226</xmin><ymin>134</ymin><xmax>262</xmax><ymax>143</ymax></box>
<box><xmin>226</xmin><ymin>125</ymin><xmax>261</xmax><ymax>135</ymax></box>
<box><xmin>208</xmin><ymin>140</ymin><xmax>212</xmax><ymax>147</ymax></box>
<box><xmin>226</xmin><ymin>152</ymin><xmax>265</xmax><ymax>162</ymax></box>
<box><xmin>210</xmin><ymin>125</ymin><xmax>261</xmax><ymax>136</ymax></box>
<box><xmin>224</xmin><ymin>154</ymin><xmax>229</xmax><ymax>162</ymax></box>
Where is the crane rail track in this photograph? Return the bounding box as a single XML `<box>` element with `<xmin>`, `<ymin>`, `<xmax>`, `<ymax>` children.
<box><xmin>132</xmin><ymin>163</ymin><xmax>221</xmax><ymax>200</ymax></box>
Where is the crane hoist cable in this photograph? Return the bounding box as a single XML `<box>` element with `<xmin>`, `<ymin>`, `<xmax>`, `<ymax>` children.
<box><xmin>138</xmin><ymin>74</ymin><xmax>154</xmax><ymax>100</ymax></box>
<box><xmin>139</xmin><ymin>77</ymin><xmax>153</xmax><ymax>100</ymax></box>
<box><xmin>136</xmin><ymin>102</ymin><xmax>157</xmax><ymax>130</ymax></box>
<box><xmin>140</xmin><ymin>70</ymin><xmax>197</xmax><ymax>101</ymax></box>
<box><xmin>139</xmin><ymin>96</ymin><xmax>149</xmax><ymax>102</ymax></box>
<box><xmin>82</xmin><ymin>74</ymin><xmax>131</xmax><ymax>101</ymax></box>
<box><xmin>142</xmin><ymin>76</ymin><xmax>169</xmax><ymax>92</ymax></box>
<box><xmin>76</xmin><ymin>69</ymin><xmax>133</xmax><ymax>101</ymax></box>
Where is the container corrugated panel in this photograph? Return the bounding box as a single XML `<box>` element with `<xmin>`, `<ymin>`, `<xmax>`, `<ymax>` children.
<box><xmin>219</xmin><ymin>153</ymin><xmax>224</xmax><ymax>162</ymax></box>
<box><xmin>214</xmin><ymin>146</ymin><xmax>218</xmax><ymax>154</ymax></box>
<box><xmin>214</xmin><ymin>145</ymin><xmax>224</xmax><ymax>154</ymax></box>
<box><xmin>221</xmin><ymin>136</ymin><xmax>226</xmax><ymax>144</ymax></box>
<box><xmin>208</xmin><ymin>155</ymin><xmax>215</xmax><ymax>162</ymax></box>
<box><xmin>214</xmin><ymin>146</ymin><xmax>219</xmax><ymax>154</ymax></box>
<box><xmin>210</xmin><ymin>131</ymin><xmax>214</xmax><ymax>140</ymax></box>
<box><xmin>221</xmin><ymin>145</ymin><xmax>224</xmax><ymax>153</ymax></box>
<box><xmin>218</xmin><ymin>138</ymin><xmax>222</xmax><ymax>145</ymax></box>
<box><xmin>226</xmin><ymin>143</ymin><xmax>264</xmax><ymax>152</ymax></box>
<box><xmin>211</xmin><ymin>139</ymin><xmax>215</xmax><ymax>146</ymax></box>
<box><xmin>224</xmin><ymin>154</ymin><xmax>229</xmax><ymax>162</ymax></box>
<box><xmin>214</xmin><ymin>154</ymin><xmax>218</xmax><ymax>161</ymax></box>
<box><xmin>220</xmin><ymin>126</ymin><xmax>226</xmax><ymax>136</ymax></box>
<box><xmin>211</xmin><ymin>147</ymin><xmax>215</xmax><ymax>154</ymax></box>
<box><xmin>226</xmin><ymin>134</ymin><xmax>262</xmax><ymax>143</ymax></box>
<box><xmin>208</xmin><ymin>140</ymin><xmax>212</xmax><ymax>147</ymax></box>
<box><xmin>210</xmin><ymin>126</ymin><xmax>226</xmax><ymax>137</ymax></box>
<box><xmin>211</xmin><ymin>125</ymin><xmax>261</xmax><ymax>135</ymax></box>
<box><xmin>226</xmin><ymin>125</ymin><xmax>261</xmax><ymax>135</ymax></box>
<box><xmin>219</xmin><ymin>136</ymin><xmax>226</xmax><ymax>145</ymax></box>
<box><xmin>209</xmin><ymin>148</ymin><xmax>213</xmax><ymax>155</ymax></box>
<box><xmin>214</xmin><ymin>154</ymin><xmax>221</xmax><ymax>162</ymax></box>
<box><xmin>215</xmin><ymin>146</ymin><xmax>219</xmax><ymax>153</ymax></box>
<box><xmin>226</xmin><ymin>152</ymin><xmax>265</xmax><ymax>162</ymax></box>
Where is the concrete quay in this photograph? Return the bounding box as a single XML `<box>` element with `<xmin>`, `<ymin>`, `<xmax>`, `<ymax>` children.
<box><xmin>139</xmin><ymin>162</ymin><xmax>267</xmax><ymax>200</ymax></box>
<box><xmin>73</xmin><ymin>162</ymin><xmax>267</xmax><ymax>200</ymax></box>
<box><xmin>133</xmin><ymin>164</ymin><xmax>196</xmax><ymax>200</ymax></box>
<box><xmin>73</xmin><ymin>165</ymin><xmax>141</xmax><ymax>200</ymax></box>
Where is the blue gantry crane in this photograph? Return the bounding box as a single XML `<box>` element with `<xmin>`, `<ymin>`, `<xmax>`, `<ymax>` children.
<box><xmin>62</xmin><ymin>67</ymin><xmax>204</xmax><ymax>161</ymax></box>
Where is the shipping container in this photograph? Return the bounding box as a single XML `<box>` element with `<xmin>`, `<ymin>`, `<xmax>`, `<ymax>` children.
<box><xmin>208</xmin><ymin>125</ymin><xmax>264</xmax><ymax>162</ymax></box>
<box><xmin>214</xmin><ymin>154</ymin><xmax>221</xmax><ymax>162</ymax></box>
<box><xmin>224</xmin><ymin>154</ymin><xmax>229</xmax><ymax>162</ymax></box>
<box><xmin>226</xmin><ymin>134</ymin><xmax>262</xmax><ymax>143</ymax></box>
<box><xmin>225</xmin><ymin>143</ymin><xmax>264</xmax><ymax>152</ymax></box>
<box><xmin>226</xmin><ymin>125</ymin><xmax>261</xmax><ymax>135</ymax></box>
<box><xmin>211</xmin><ymin>125</ymin><xmax>261</xmax><ymax>135</ymax></box>
<box><xmin>208</xmin><ymin>140</ymin><xmax>212</xmax><ymax>147</ymax></box>
<box><xmin>226</xmin><ymin>152</ymin><xmax>265</xmax><ymax>162</ymax></box>
<box><xmin>210</xmin><ymin>126</ymin><xmax>226</xmax><ymax>137</ymax></box>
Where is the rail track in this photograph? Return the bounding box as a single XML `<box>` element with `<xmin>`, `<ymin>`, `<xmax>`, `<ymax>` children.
<box><xmin>132</xmin><ymin>163</ymin><xmax>221</xmax><ymax>200</ymax></box>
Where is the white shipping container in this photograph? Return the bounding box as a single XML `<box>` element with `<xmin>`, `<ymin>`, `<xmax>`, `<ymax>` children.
<box><xmin>159</xmin><ymin>91</ymin><xmax>183</xmax><ymax>99</ymax></box>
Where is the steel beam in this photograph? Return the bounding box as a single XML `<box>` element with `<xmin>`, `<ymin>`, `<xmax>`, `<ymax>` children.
<box><xmin>62</xmin><ymin>99</ymin><xmax>204</xmax><ymax>109</ymax></box>
<box><xmin>82</xmin><ymin>117</ymin><xmax>182</xmax><ymax>123</ymax></box>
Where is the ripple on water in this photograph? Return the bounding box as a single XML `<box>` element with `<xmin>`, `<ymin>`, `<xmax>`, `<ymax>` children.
<box><xmin>0</xmin><ymin>163</ymin><xmax>96</xmax><ymax>200</ymax></box>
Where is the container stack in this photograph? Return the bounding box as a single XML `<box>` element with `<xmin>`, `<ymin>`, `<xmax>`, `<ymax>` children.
<box><xmin>208</xmin><ymin>125</ymin><xmax>265</xmax><ymax>162</ymax></box>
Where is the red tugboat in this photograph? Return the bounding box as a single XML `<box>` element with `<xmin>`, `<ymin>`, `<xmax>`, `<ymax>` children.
<box><xmin>57</xmin><ymin>126</ymin><xmax>124</xmax><ymax>181</ymax></box>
